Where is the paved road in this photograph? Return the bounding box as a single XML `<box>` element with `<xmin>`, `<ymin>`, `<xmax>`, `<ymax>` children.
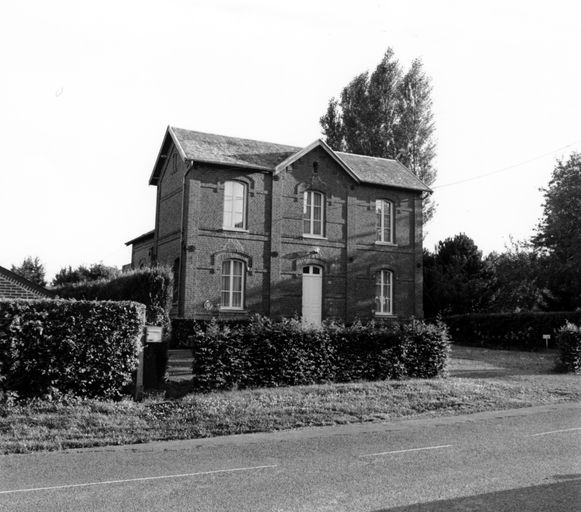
<box><xmin>1</xmin><ymin>403</ymin><xmax>580</xmax><ymax>511</ymax></box>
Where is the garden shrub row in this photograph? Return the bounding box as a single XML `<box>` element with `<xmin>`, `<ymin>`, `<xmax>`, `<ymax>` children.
<box><xmin>556</xmin><ymin>323</ymin><xmax>581</xmax><ymax>374</ymax></box>
<box><xmin>0</xmin><ymin>299</ymin><xmax>145</xmax><ymax>399</ymax></box>
<box><xmin>55</xmin><ymin>267</ymin><xmax>173</xmax><ymax>386</ymax></box>
<box><xmin>187</xmin><ymin>316</ymin><xmax>450</xmax><ymax>391</ymax></box>
<box><xmin>442</xmin><ymin>311</ymin><xmax>581</xmax><ymax>351</ymax></box>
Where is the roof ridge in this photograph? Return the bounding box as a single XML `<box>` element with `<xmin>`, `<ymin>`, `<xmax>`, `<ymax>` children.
<box><xmin>169</xmin><ymin>126</ymin><xmax>301</xmax><ymax>151</ymax></box>
<box><xmin>336</xmin><ymin>150</ymin><xmax>398</xmax><ymax>163</ymax></box>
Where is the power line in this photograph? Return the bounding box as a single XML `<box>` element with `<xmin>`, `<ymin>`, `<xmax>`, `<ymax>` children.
<box><xmin>432</xmin><ymin>139</ymin><xmax>581</xmax><ymax>190</ymax></box>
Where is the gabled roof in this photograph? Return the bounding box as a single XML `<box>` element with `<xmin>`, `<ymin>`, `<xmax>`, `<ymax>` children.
<box><xmin>0</xmin><ymin>265</ymin><xmax>54</xmax><ymax>298</ymax></box>
<box><xmin>149</xmin><ymin>126</ymin><xmax>432</xmax><ymax>193</ymax></box>
<box><xmin>125</xmin><ymin>230</ymin><xmax>155</xmax><ymax>247</ymax></box>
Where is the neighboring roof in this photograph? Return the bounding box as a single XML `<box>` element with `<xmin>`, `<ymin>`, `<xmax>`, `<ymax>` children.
<box><xmin>337</xmin><ymin>152</ymin><xmax>431</xmax><ymax>191</ymax></box>
<box><xmin>149</xmin><ymin>126</ymin><xmax>432</xmax><ymax>193</ymax></box>
<box><xmin>125</xmin><ymin>230</ymin><xmax>155</xmax><ymax>246</ymax></box>
<box><xmin>0</xmin><ymin>265</ymin><xmax>54</xmax><ymax>299</ymax></box>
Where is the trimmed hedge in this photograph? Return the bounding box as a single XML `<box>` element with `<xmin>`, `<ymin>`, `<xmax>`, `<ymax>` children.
<box><xmin>0</xmin><ymin>299</ymin><xmax>145</xmax><ymax>399</ymax></box>
<box><xmin>188</xmin><ymin>316</ymin><xmax>450</xmax><ymax>391</ymax></box>
<box><xmin>55</xmin><ymin>267</ymin><xmax>173</xmax><ymax>387</ymax></box>
<box><xmin>556</xmin><ymin>323</ymin><xmax>581</xmax><ymax>373</ymax></box>
<box><xmin>443</xmin><ymin>311</ymin><xmax>581</xmax><ymax>351</ymax></box>
<box><xmin>171</xmin><ymin>317</ymin><xmax>250</xmax><ymax>349</ymax></box>
<box><xmin>54</xmin><ymin>267</ymin><xmax>172</xmax><ymax>326</ymax></box>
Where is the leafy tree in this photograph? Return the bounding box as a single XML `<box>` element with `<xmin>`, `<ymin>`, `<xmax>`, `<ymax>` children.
<box><xmin>486</xmin><ymin>239</ymin><xmax>546</xmax><ymax>312</ymax></box>
<box><xmin>423</xmin><ymin>234</ymin><xmax>492</xmax><ymax>317</ymax></box>
<box><xmin>532</xmin><ymin>152</ymin><xmax>581</xmax><ymax>310</ymax></box>
<box><xmin>11</xmin><ymin>256</ymin><xmax>46</xmax><ymax>287</ymax></box>
<box><xmin>52</xmin><ymin>263</ymin><xmax>119</xmax><ymax>287</ymax></box>
<box><xmin>320</xmin><ymin>48</ymin><xmax>437</xmax><ymax>222</ymax></box>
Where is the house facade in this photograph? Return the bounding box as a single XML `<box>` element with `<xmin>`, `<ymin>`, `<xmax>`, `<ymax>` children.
<box><xmin>129</xmin><ymin>126</ymin><xmax>431</xmax><ymax>324</ymax></box>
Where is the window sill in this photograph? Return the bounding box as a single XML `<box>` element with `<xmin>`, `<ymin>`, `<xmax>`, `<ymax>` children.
<box><xmin>219</xmin><ymin>308</ymin><xmax>246</xmax><ymax>312</ymax></box>
<box><xmin>374</xmin><ymin>313</ymin><xmax>396</xmax><ymax>318</ymax></box>
<box><xmin>374</xmin><ymin>241</ymin><xmax>397</xmax><ymax>246</ymax></box>
<box><xmin>221</xmin><ymin>227</ymin><xmax>249</xmax><ymax>233</ymax></box>
<box><xmin>302</xmin><ymin>234</ymin><xmax>327</xmax><ymax>240</ymax></box>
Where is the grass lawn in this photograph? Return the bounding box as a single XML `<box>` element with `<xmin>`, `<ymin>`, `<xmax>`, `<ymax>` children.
<box><xmin>1</xmin><ymin>345</ymin><xmax>579</xmax><ymax>454</ymax></box>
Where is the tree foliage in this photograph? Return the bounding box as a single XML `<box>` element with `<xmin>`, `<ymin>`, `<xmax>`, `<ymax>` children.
<box><xmin>423</xmin><ymin>233</ymin><xmax>492</xmax><ymax>317</ymax></box>
<box><xmin>320</xmin><ymin>48</ymin><xmax>437</xmax><ymax>222</ymax></box>
<box><xmin>532</xmin><ymin>152</ymin><xmax>581</xmax><ymax>310</ymax></box>
<box><xmin>485</xmin><ymin>239</ymin><xmax>546</xmax><ymax>313</ymax></box>
<box><xmin>11</xmin><ymin>256</ymin><xmax>46</xmax><ymax>287</ymax></box>
<box><xmin>52</xmin><ymin>263</ymin><xmax>119</xmax><ymax>287</ymax></box>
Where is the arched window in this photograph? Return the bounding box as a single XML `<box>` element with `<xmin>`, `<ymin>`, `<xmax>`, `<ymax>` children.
<box><xmin>221</xmin><ymin>259</ymin><xmax>245</xmax><ymax>309</ymax></box>
<box><xmin>303</xmin><ymin>190</ymin><xmax>325</xmax><ymax>236</ymax></box>
<box><xmin>375</xmin><ymin>269</ymin><xmax>393</xmax><ymax>315</ymax></box>
<box><xmin>223</xmin><ymin>181</ymin><xmax>247</xmax><ymax>230</ymax></box>
<box><xmin>376</xmin><ymin>199</ymin><xmax>394</xmax><ymax>243</ymax></box>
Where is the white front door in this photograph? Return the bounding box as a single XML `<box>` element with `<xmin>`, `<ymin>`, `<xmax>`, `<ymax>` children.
<box><xmin>302</xmin><ymin>265</ymin><xmax>322</xmax><ymax>326</ymax></box>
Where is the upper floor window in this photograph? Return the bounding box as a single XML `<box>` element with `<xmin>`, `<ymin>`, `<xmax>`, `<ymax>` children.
<box><xmin>221</xmin><ymin>259</ymin><xmax>244</xmax><ymax>309</ymax></box>
<box><xmin>223</xmin><ymin>181</ymin><xmax>247</xmax><ymax>230</ymax></box>
<box><xmin>375</xmin><ymin>269</ymin><xmax>393</xmax><ymax>315</ymax></box>
<box><xmin>376</xmin><ymin>199</ymin><xmax>394</xmax><ymax>243</ymax></box>
<box><xmin>303</xmin><ymin>190</ymin><xmax>325</xmax><ymax>236</ymax></box>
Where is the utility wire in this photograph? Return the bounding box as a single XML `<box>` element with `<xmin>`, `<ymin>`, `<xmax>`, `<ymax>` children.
<box><xmin>432</xmin><ymin>138</ymin><xmax>581</xmax><ymax>189</ymax></box>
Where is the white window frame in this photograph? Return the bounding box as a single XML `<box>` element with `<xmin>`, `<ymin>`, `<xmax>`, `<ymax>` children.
<box><xmin>223</xmin><ymin>181</ymin><xmax>247</xmax><ymax>230</ymax></box>
<box><xmin>303</xmin><ymin>190</ymin><xmax>325</xmax><ymax>237</ymax></box>
<box><xmin>375</xmin><ymin>199</ymin><xmax>394</xmax><ymax>244</ymax></box>
<box><xmin>221</xmin><ymin>259</ymin><xmax>245</xmax><ymax>310</ymax></box>
<box><xmin>375</xmin><ymin>269</ymin><xmax>393</xmax><ymax>315</ymax></box>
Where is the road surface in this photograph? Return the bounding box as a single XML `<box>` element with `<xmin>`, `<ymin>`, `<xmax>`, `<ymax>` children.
<box><xmin>1</xmin><ymin>402</ymin><xmax>580</xmax><ymax>511</ymax></box>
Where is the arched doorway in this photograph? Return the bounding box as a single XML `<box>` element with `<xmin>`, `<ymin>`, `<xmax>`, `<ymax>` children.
<box><xmin>302</xmin><ymin>265</ymin><xmax>322</xmax><ymax>326</ymax></box>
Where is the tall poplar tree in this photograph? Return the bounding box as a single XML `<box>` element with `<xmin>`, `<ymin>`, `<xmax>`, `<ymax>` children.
<box><xmin>532</xmin><ymin>152</ymin><xmax>581</xmax><ymax>309</ymax></box>
<box><xmin>320</xmin><ymin>49</ymin><xmax>437</xmax><ymax>222</ymax></box>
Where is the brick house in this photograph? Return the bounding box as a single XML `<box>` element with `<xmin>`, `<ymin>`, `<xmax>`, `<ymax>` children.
<box><xmin>0</xmin><ymin>265</ymin><xmax>54</xmax><ymax>299</ymax></box>
<box><xmin>127</xmin><ymin>126</ymin><xmax>431</xmax><ymax>324</ymax></box>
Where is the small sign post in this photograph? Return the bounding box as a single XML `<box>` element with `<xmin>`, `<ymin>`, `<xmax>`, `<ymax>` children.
<box><xmin>135</xmin><ymin>325</ymin><xmax>163</xmax><ymax>401</ymax></box>
<box><xmin>542</xmin><ymin>334</ymin><xmax>551</xmax><ymax>350</ymax></box>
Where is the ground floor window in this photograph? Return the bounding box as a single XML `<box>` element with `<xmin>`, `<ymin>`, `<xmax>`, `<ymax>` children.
<box><xmin>221</xmin><ymin>259</ymin><xmax>244</xmax><ymax>309</ymax></box>
<box><xmin>375</xmin><ymin>269</ymin><xmax>393</xmax><ymax>315</ymax></box>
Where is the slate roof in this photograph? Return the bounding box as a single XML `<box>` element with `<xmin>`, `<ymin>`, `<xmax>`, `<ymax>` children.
<box><xmin>150</xmin><ymin>126</ymin><xmax>431</xmax><ymax>193</ymax></box>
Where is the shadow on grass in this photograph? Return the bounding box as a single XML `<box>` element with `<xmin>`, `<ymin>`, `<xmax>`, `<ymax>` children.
<box><xmin>372</xmin><ymin>477</ymin><xmax>581</xmax><ymax>511</ymax></box>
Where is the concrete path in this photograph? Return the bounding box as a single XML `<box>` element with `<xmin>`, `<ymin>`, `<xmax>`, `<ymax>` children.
<box><xmin>1</xmin><ymin>403</ymin><xmax>580</xmax><ymax>511</ymax></box>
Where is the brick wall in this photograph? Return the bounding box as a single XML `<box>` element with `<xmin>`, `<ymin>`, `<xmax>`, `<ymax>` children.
<box><xmin>170</xmin><ymin>143</ymin><xmax>424</xmax><ymax>322</ymax></box>
<box><xmin>0</xmin><ymin>273</ymin><xmax>51</xmax><ymax>299</ymax></box>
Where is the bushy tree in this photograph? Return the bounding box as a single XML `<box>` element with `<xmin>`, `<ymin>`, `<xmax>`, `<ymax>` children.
<box><xmin>486</xmin><ymin>239</ymin><xmax>545</xmax><ymax>312</ymax></box>
<box><xmin>52</xmin><ymin>263</ymin><xmax>119</xmax><ymax>287</ymax></box>
<box><xmin>532</xmin><ymin>152</ymin><xmax>581</xmax><ymax>310</ymax></box>
<box><xmin>423</xmin><ymin>234</ymin><xmax>492</xmax><ymax>317</ymax></box>
<box><xmin>320</xmin><ymin>48</ymin><xmax>437</xmax><ymax>222</ymax></box>
<box><xmin>11</xmin><ymin>256</ymin><xmax>46</xmax><ymax>287</ymax></box>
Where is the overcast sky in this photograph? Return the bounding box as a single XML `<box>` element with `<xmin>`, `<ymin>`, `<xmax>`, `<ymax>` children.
<box><xmin>1</xmin><ymin>0</ymin><xmax>580</xmax><ymax>281</ymax></box>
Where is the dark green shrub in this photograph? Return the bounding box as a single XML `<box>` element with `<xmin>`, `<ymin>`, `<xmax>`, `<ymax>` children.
<box><xmin>0</xmin><ymin>299</ymin><xmax>145</xmax><ymax>398</ymax></box>
<box><xmin>56</xmin><ymin>267</ymin><xmax>172</xmax><ymax>387</ymax></box>
<box><xmin>55</xmin><ymin>266</ymin><xmax>172</xmax><ymax>327</ymax></box>
<box><xmin>400</xmin><ymin>321</ymin><xmax>451</xmax><ymax>378</ymax></box>
<box><xmin>443</xmin><ymin>311</ymin><xmax>581</xmax><ymax>351</ymax></box>
<box><xmin>189</xmin><ymin>316</ymin><xmax>450</xmax><ymax>391</ymax></box>
<box><xmin>243</xmin><ymin>316</ymin><xmax>335</xmax><ymax>387</ymax></box>
<box><xmin>190</xmin><ymin>319</ymin><xmax>245</xmax><ymax>391</ymax></box>
<box><xmin>171</xmin><ymin>317</ymin><xmax>250</xmax><ymax>349</ymax></box>
<box><xmin>556</xmin><ymin>323</ymin><xmax>581</xmax><ymax>373</ymax></box>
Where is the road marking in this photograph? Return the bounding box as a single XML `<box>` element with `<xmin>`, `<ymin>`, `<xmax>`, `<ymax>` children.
<box><xmin>0</xmin><ymin>464</ymin><xmax>278</xmax><ymax>495</ymax></box>
<box><xmin>527</xmin><ymin>427</ymin><xmax>581</xmax><ymax>437</ymax></box>
<box><xmin>361</xmin><ymin>444</ymin><xmax>453</xmax><ymax>457</ymax></box>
